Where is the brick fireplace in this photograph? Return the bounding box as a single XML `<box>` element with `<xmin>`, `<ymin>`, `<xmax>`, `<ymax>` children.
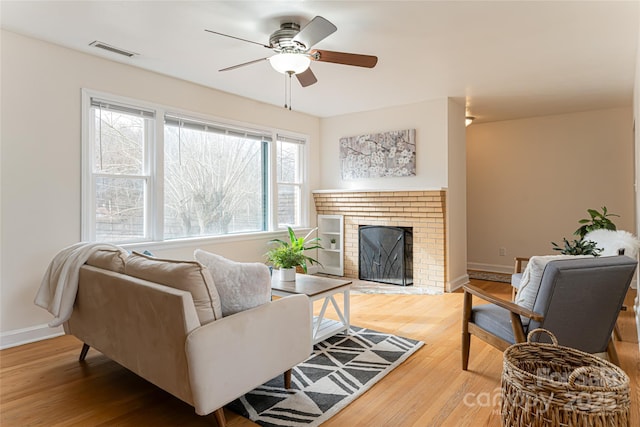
<box><xmin>313</xmin><ymin>190</ymin><xmax>446</xmax><ymax>293</ymax></box>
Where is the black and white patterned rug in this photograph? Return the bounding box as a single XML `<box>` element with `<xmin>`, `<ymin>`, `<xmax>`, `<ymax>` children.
<box><xmin>227</xmin><ymin>326</ymin><xmax>424</xmax><ymax>426</ymax></box>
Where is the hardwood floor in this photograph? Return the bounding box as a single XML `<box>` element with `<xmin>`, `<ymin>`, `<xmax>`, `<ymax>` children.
<box><xmin>1</xmin><ymin>280</ymin><xmax>638</xmax><ymax>426</ymax></box>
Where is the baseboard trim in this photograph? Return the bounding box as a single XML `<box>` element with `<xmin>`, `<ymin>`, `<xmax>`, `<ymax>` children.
<box><xmin>0</xmin><ymin>324</ymin><xmax>64</xmax><ymax>350</ymax></box>
<box><xmin>447</xmin><ymin>274</ymin><xmax>470</xmax><ymax>292</ymax></box>
<box><xmin>467</xmin><ymin>262</ymin><xmax>512</xmax><ymax>274</ymax></box>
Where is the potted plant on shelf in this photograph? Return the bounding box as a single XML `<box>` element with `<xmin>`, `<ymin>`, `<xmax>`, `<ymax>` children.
<box><xmin>266</xmin><ymin>226</ymin><xmax>323</xmax><ymax>281</ymax></box>
<box><xmin>330</xmin><ymin>238</ymin><xmax>337</xmax><ymax>250</ymax></box>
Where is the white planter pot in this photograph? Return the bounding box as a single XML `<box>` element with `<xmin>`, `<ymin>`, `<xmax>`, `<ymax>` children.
<box><xmin>279</xmin><ymin>267</ymin><xmax>296</xmax><ymax>281</ymax></box>
<box><xmin>330</xmin><ymin>243</ymin><xmax>337</xmax><ymax>250</ymax></box>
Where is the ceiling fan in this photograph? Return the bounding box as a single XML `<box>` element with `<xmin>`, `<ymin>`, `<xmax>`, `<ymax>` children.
<box><xmin>205</xmin><ymin>16</ymin><xmax>378</xmax><ymax>91</ymax></box>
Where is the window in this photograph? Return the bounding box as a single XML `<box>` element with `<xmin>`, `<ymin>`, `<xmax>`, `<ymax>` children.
<box><xmin>85</xmin><ymin>98</ymin><xmax>154</xmax><ymax>243</ymax></box>
<box><xmin>276</xmin><ymin>135</ymin><xmax>305</xmax><ymax>228</ymax></box>
<box><xmin>164</xmin><ymin>115</ymin><xmax>268</xmax><ymax>239</ymax></box>
<box><xmin>82</xmin><ymin>90</ymin><xmax>307</xmax><ymax>244</ymax></box>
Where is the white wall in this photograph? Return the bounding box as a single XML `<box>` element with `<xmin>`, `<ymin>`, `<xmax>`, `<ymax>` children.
<box><xmin>318</xmin><ymin>98</ymin><xmax>449</xmax><ymax>190</ymax></box>
<box><xmin>0</xmin><ymin>30</ymin><xmax>320</xmax><ymax>345</ymax></box>
<box><xmin>446</xmin><ymin>99</ymin><xmax>468</xmax><ymax>290</ymax></box>
<box><xmin>633</xmin><ymin>12</ymin><xmax>640</xmax><ymax>345</ymax></box>
<box><xmin>318</xmin><ymin>97</ymin><xmax>468</xmax><ymax>290</ymax></box>
<box><xmin>467</xmin><ymin>108</ymin><xmax>635</xmax><ymax>273</ymax></box>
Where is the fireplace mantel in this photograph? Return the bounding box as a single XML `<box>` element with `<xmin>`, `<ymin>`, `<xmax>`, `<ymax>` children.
<box><xmin>312</xmin><ymin>188</ymin><xmax>445</xmax><ymax>194</ymax></box>
<box><xmin>313</xmin><ymin>190</ymin><xmax>446</xmax><ymax>293</ymax></box>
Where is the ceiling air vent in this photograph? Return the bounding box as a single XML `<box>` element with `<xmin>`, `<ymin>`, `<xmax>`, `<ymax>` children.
<box><xmin>89</xmin><ymin>41</ymin><xmax>137</xmax><ymax>58</ymax></box>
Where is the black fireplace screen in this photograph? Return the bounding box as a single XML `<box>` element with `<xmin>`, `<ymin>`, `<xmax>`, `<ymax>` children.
<box><xmin>359</xmin><ymin>226</ymin><xmax>413</xmax><ymax>286</ymax></box>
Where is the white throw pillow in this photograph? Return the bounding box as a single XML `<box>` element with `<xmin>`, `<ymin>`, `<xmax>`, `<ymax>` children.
<box><xmin>584</xmin><ymin>229</ymin><xmax>640</xmax><ymax>258</ymax></box>
<box><xmin>194</xmin><ymin>249</ymin><xmax>271</xmax><ymax>317</ymax></box>
<box><xmin>515</xmin><ymin>254</ymin><xmax>592</xmax><ymax>311</ymax></box>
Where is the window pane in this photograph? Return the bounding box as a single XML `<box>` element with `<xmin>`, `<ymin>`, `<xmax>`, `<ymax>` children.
<box><xmin>277</xmin><ymin>140</ymin><xmax>301</xmax><ymax>183</ymax></box>
<box><xmin>278</xmin><ymin>184</ymin><xmax>300</xmax><ymax>228</ymax></box>
<box><xmin>93</xmin><ymin>108</ymin><xmax>145</xmax><ymax>174</ymax></box>
<box><xmin>277</xmin><ymin>138</ymin><xmax>303</xmax><ymax>227</ymax></box>
<box><xmin>95</xmin><ymin>177</ymin><xmax>145</xmax><ymax>242</ymax></box>
<box><xmin>164</xmin><ymin>124</ymin><xmax>265</xmax><ymax>239</ymax></box>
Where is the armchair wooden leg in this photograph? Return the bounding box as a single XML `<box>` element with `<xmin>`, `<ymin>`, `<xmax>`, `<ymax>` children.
<box><xmin>509</xmin><ymin>313</ymin><xmax>527</xmax><ymax>343</ymax></box>
<box><xmin>606</xmin><ymin>339</ymin><xmax>620</xmax><ymax>366</ymax></box>
<box><xmin>284</xmin><ymin>369</ymin><xmax>292</xmax><ymax>389</ymax></box>
<box><xmin>613</xmin><ymin>324</ymin><xmax>622</xmax><ymax>341</ymax></box>
<box><xmin>613</xmin><ymin>305</ymin><xmax>627</xmax><ymax>341</ymax></box>
<box><xmin>461</xmin><ymin>291</ymin><xmax>472</xmax><ymax>370</ymax></box>
<box><xmin>461</xmin><ymin>331</ymin><xmax>471</xmax><ymax>371</ymax></box>
<box><xmin>79</xmin><ymin>343</ymin><xmax>90</xmax><ymax>361</ymax></box>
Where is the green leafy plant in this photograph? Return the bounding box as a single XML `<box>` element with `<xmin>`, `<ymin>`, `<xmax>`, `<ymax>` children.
<box><xmin>265</xmin><ymin>245</ymin><xmax>306</xmax><ymax>270</ymax></box>
<box><xmin>330</xmin><ymin>238</ymin><xmax>336</xmax><ymax>244</ymax></box>
<box><xmin>574</xmin><ymin>206</ymin><xmax>619</xmax><ymax>239</ymax></box>
<box><xmin>551</xmin><ymin>238</ymin><xmax>603</xmax><ymax>256</ymax></box>
<box><xmin>551</xmin><ymin>206</ymin><xmax>618</xmax><ymax>255</ymax></box>
<box><xmin>265</xmin><ymin>226</ymin><xmax>323</xmax><ymax>273</ymax></box>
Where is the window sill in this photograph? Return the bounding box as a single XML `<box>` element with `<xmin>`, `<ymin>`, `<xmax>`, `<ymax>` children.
<box><xmin>120</xmin><ymin>228</ymin><xmax>313</xmax><ymax>253</ymax></box>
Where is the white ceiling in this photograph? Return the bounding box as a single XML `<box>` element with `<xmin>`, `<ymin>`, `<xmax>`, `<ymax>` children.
<box><xmin>1</xmin><ymin>1</ymin><xmax>638</xmax><ymax>122</ymax></box>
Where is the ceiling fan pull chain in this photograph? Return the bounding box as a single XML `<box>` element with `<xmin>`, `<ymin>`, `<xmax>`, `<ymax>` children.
<box><xmin>283</xmin><ymin>72</ymin><xmax>288</xmax><ymax>109</ymax></box>
<box><xmin>288</xmin><ymin>72</ymin><xmax>293</xmax><ymax>111</ymax></box>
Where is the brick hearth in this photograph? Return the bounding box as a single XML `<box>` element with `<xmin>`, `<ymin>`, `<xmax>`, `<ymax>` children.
<box><xmin>313</xmin><ymin>190</ymin><xmax>446</xmax><ymax>293</ymax></box>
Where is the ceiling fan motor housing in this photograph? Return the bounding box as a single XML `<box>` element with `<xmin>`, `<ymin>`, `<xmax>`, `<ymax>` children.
<box><xmin>270</xmin><ymin>22</ymin><xmax>306</xmax><ymax>52</ymax></box>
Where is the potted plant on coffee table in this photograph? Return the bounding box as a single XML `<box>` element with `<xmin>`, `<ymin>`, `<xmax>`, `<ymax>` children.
<box><xmin>266</xmin><ymin>226</ymin><xmax>322</xmax><ymax>281</ymax></box>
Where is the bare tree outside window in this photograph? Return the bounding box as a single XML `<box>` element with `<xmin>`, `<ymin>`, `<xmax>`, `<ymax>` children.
<box><xmin>92</xmin><ymin>109</ymin><xmax>148</xmax><ymax>242</ymax></box>
<box><xmin>164</xmin><ymin>124</ymin><xmax>265</xmax><ymax>238</ymax></box>
<box><xmin>84</xmin><ymin>92</ymin><xmax>307</xmax><ymax>244</ymax></box>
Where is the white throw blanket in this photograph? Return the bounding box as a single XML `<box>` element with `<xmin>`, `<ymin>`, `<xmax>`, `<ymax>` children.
<box><xmin>34</xmin><ymin>242</ymin><xmax>128</xmax><ymax>327</ymax></box>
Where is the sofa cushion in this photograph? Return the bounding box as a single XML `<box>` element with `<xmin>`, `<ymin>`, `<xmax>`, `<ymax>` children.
<box><xmin>515</xmin><ymin>254</ymin><xmax>591</xmax><ymax>311</ymax></box>
<box><xmin>194</xmin><ymin>249</ymin><xmax>271</xmax><ymax>317</ymax></box>
<box><xmin>85</xmin><ymin>248</ymin><xmax>128</xmax><ymax>273</ymax></box>
<box><xmin>125</xmin><ymin>252</ymin><xmax>222</xmax><ymax>324</ymax></box>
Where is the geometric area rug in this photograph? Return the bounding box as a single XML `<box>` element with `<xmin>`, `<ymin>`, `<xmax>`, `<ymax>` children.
<box><xmin>227</xmin><ymin>326</ymin><xmax>424</xmax><ymax>426</ymax></box>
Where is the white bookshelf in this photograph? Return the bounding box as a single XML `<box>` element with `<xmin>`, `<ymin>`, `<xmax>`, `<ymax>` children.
<box><xmin>317</xmin><ymin>214</ymin><xmax>344</xmax><ymax>276</ymax></box>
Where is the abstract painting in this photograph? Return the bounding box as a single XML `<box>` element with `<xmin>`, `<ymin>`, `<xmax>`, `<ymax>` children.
<box><xmin>340</xmin><ymin>129</ymin><xmax>416</xmax><ymax>180</ymax></box>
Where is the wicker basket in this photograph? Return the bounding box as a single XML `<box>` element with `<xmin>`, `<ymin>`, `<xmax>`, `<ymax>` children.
<box><xmin>501</xmin><ymin>329</ymin><xmax>630</xmax><ymax>427</ymax></box>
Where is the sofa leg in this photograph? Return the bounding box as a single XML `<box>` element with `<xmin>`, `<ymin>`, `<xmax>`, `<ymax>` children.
<box><xmin>79</xmin><ymin>343</ymin><xmax>90</xmax><ymax>361</ymax></box>
<box><xmin>211</xmin><ymin>408</ymin><xmax>226</xmax><ymax>427</ymax></box>
<box><xmin>284</xmin><ymin>368</ymin><xmax>292</xmax><ymax>389</ymax></box>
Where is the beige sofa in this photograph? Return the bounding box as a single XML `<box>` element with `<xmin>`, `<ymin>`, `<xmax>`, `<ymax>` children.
<box><xmin>63</xmin><ymin>250</ymin><xmax>312</xmax><ymax>426</ymax></box>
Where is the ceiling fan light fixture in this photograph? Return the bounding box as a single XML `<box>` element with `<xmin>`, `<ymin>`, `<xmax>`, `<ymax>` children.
<box><xmin>270</xmin><ymin>53</ymin><xmax>311</xmax><ymax>74</ymax></box>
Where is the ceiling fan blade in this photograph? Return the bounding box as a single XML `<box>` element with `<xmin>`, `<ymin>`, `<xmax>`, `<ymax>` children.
<box><xmin>205</xmin><ymin>29</ymin><xmax>271</xmax><ymax>49</ymax></box>
<box><xmin>311</xmin><ymin>49</ymin><xmax>378</xmax><ymax>68</ymax></box>
<box><xmin>296</xmin><ymin>68</ymin><xmax>318</xmax><ymax>87</ymax></box>
<box><xmin>292</xmin><ymin>16</ymin><xmax>337</xmax><ymax>49</ymax></box>
<box><xmin>219</xmin><ymin>57</ymin><xmax>269</xmax><ymax>72</ymax></box>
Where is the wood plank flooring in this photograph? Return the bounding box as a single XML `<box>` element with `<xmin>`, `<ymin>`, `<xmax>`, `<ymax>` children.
<box><xmin>1</xmin><ymin>280</ymin><xmax>638</xmax><ymax>426</ymax></box>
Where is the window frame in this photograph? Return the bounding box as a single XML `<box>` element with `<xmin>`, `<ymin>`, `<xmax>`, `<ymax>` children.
<box><xmin>81</xmin><ymin>89</ymin><xmax>309</xmax><ymax>247</ymax></box>
<box><xmin>274</xmin><ymin>134</ymin><xmax>307</xmax><ymax>229</ymax></box>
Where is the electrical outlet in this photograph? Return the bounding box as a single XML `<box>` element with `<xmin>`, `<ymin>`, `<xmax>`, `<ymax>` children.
<box><xmin>499</xmin><ymin>247</ymin><xmax>507</xmax><ymax>256</ymax></box>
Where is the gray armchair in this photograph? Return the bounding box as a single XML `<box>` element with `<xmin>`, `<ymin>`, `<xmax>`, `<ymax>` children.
<box><xmin>462</xmin><ymin>256</ymin><xmax>637</xmax><ymax>370</ymax></box>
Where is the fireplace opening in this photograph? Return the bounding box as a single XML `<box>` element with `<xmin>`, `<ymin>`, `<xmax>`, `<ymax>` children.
<box><xmin>359</xmin><ymin>226</ymin><xmax>413</xmax><ymax>286</ymax></box>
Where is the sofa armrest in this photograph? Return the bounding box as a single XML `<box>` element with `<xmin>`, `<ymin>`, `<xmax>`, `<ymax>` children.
<box><xmin>66</xmin><ymin>266</ymin><xmax>201</xmax><ymax>405</ymax></box>
<box><xmin>185</xmin><ymin>294</ymin><xmax>311</xmax><ymax>416</ymax></box>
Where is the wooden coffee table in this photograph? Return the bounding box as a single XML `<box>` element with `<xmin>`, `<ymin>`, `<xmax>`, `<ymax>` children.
<box><xmin>271</xmin><ymin>274</ymin><xmax>352</xmax><ymax>344</ymax></box>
